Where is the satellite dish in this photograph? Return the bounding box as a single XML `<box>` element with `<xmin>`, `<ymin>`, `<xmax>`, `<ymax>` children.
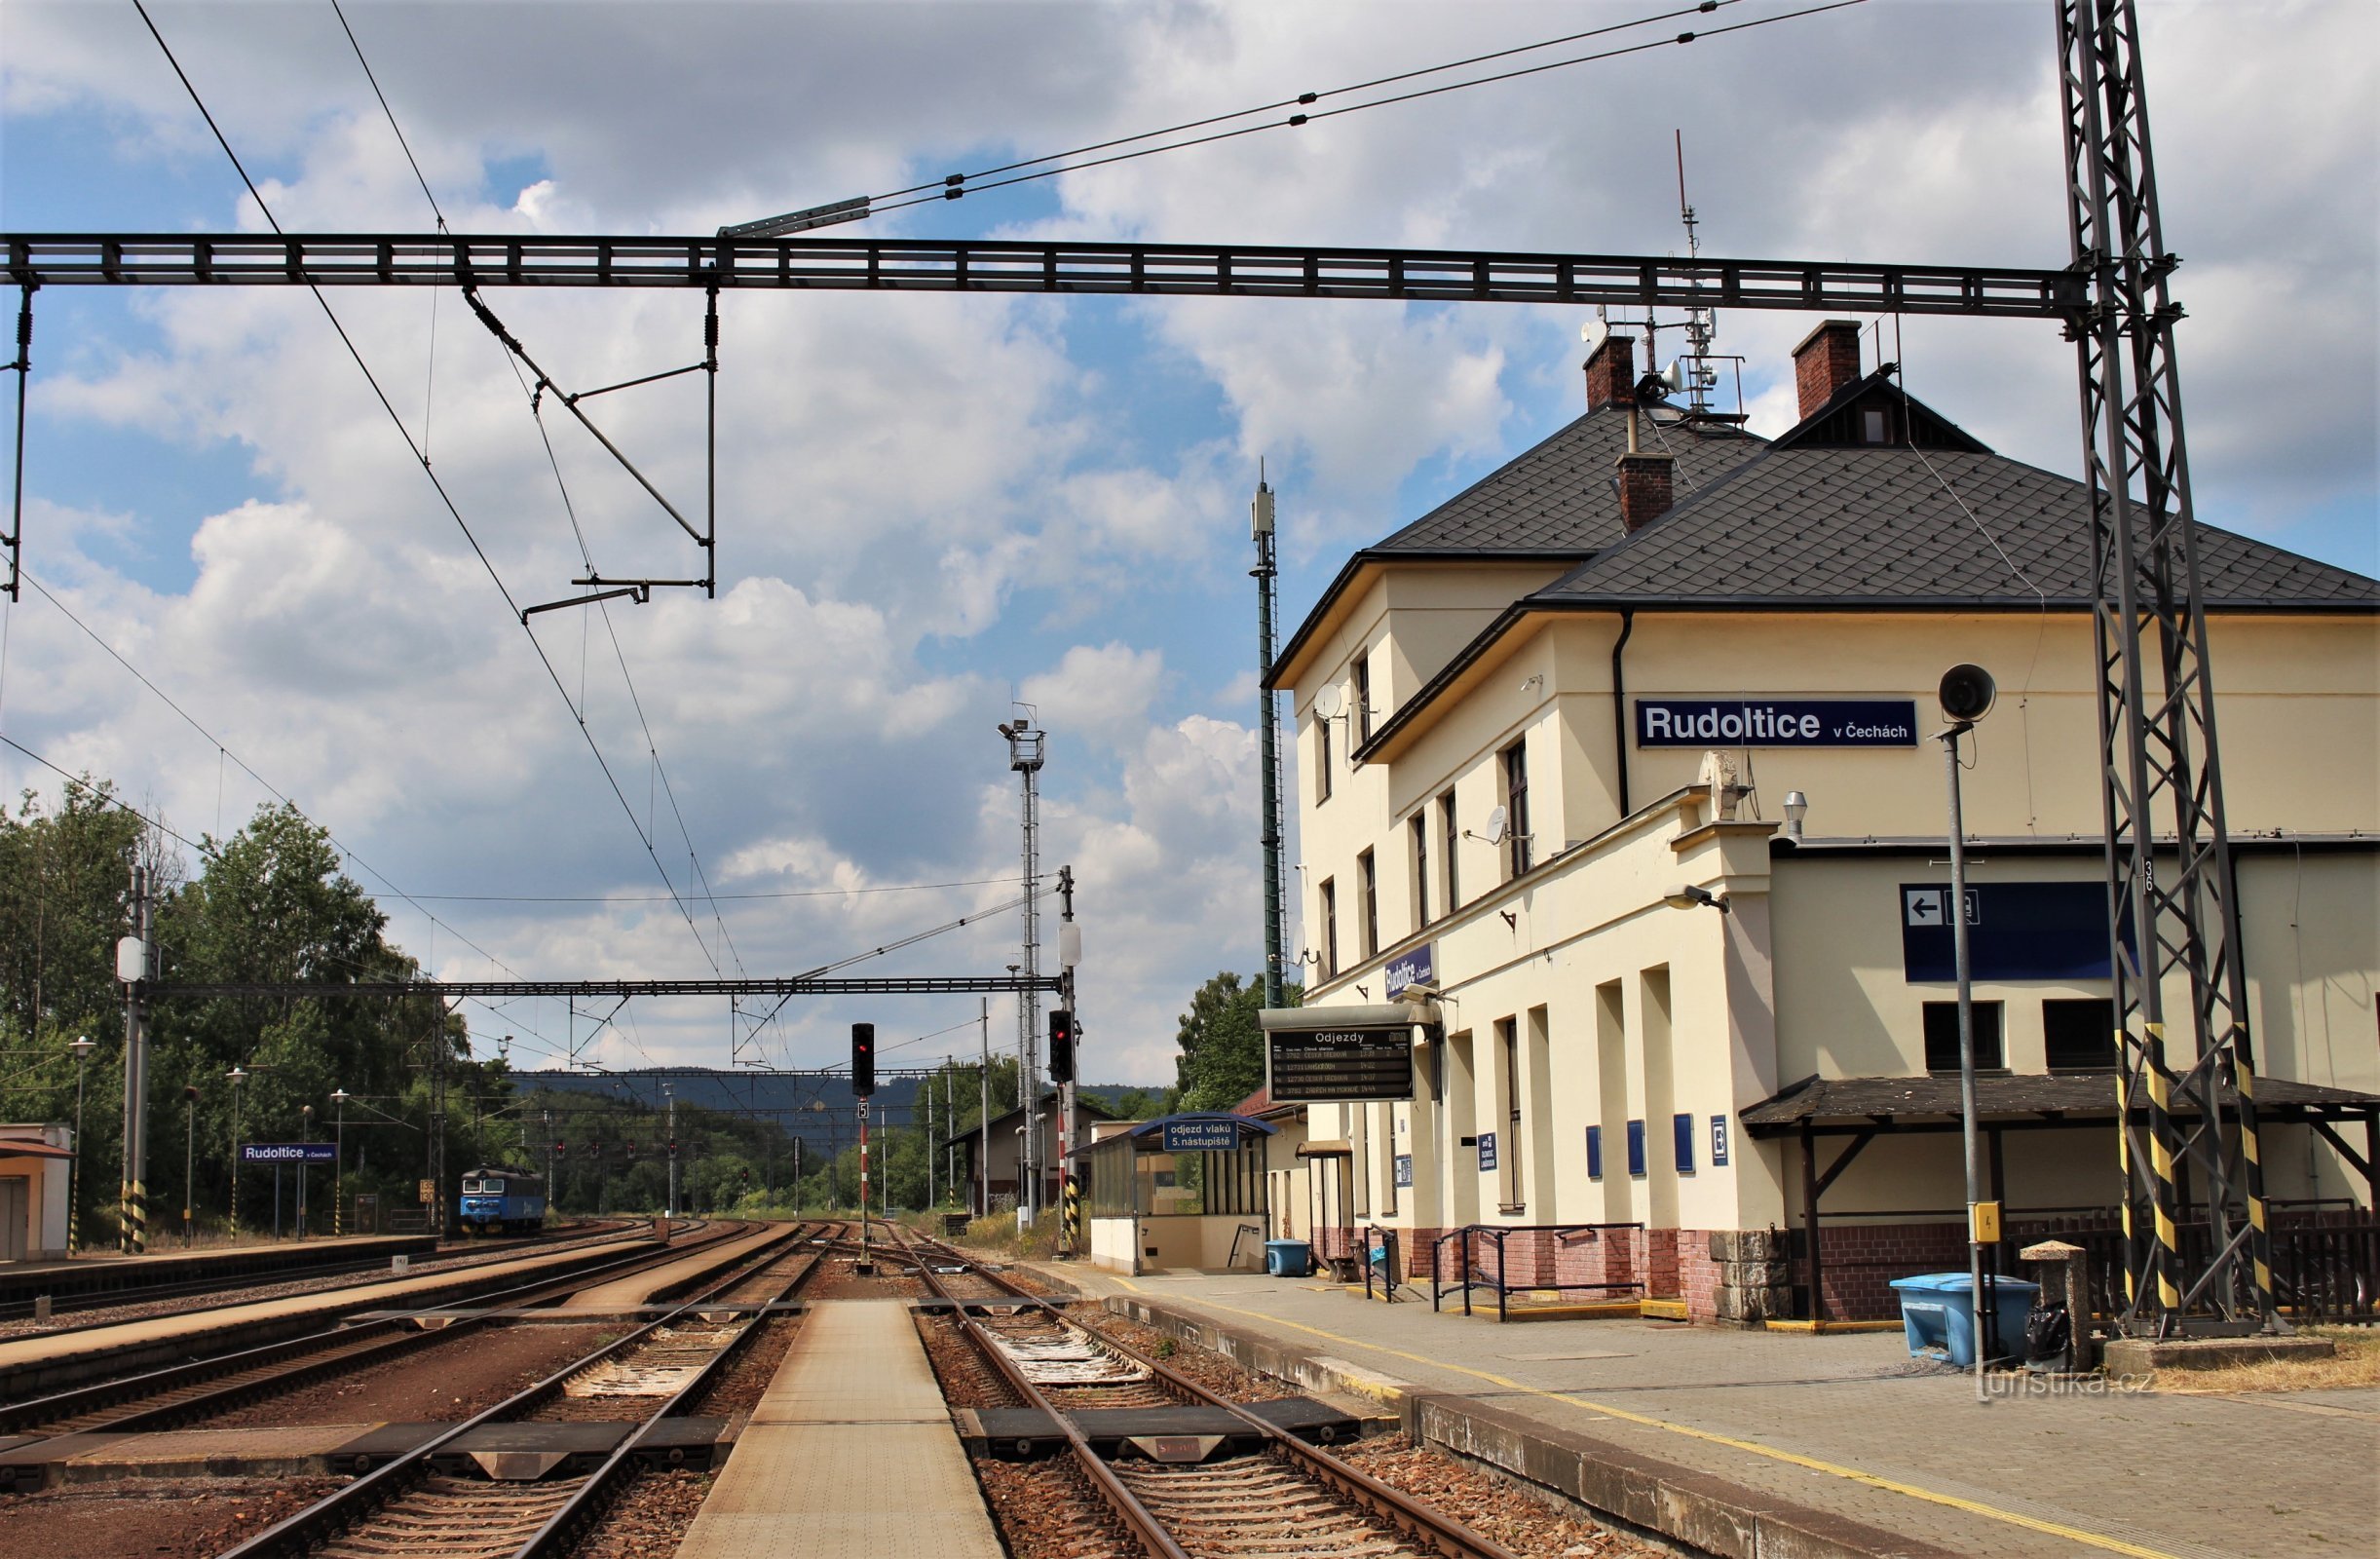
<box><xmin>1313</xmin><ymin>686</ymin><xmax>1343</xmax><ymax>719</ymax></box>
<box><xmin>1661</xmin><ymin>359</ymin><xmax>1690</xmax><ymax>394</ymax></box>
<box><xmin>1484</xmin><ymin>805</ymin><xmax>1508</xmax><ymax>844</ymax></box>
<box><xmin>1939</xmin><ymin>664</ymin><xmax>1997</xmax><ymax>723</ymax></box>
<box><xmin>1580</xmin><ymin>318</ymin><xmax>1607</xmax><ymax>351</ymax></box>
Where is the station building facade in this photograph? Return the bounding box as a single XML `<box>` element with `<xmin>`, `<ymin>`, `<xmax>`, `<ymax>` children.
<box><xmin>1266</xmin><ymin>323</ymin><xmax>2380</xmax><ymax>1322</ymax></box>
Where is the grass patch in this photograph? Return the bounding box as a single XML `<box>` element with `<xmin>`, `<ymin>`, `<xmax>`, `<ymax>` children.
<box><xmin>2151</xmin><ymin>1326</ymin><xmax>2380</xmax><ymax>1393</ymax></box>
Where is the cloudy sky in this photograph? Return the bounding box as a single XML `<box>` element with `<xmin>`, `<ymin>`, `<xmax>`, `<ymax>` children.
<box><xmin>2</xmin><ymin>0</ymin><xmax>2372</xmax><ymax>1085</ymax></box>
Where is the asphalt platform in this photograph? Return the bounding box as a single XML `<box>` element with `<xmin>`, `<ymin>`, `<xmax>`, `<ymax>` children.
<box><xmin>1029</xmin><ymin>1261</ymin><xmax>2377</xmax><ymax>1559</ymax></box>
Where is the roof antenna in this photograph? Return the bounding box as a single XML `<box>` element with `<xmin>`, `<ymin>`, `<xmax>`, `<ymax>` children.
<box><xmin>1676</xmin><ymin>130</ymin><xmax>1717</xmax><ymax>416</ymax></box>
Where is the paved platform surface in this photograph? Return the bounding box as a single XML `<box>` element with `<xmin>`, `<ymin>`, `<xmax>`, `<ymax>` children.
<box><xmin>674</xmin><ymin>1301</ymin><xmax>1001</xmax><ymax>1559</ymax></box>
<box><xmin>0</xmin><ymin>1234</ymin><xmax>648</xmax><ymax>1378</ymax></box>
<box><xmin>1039</xmin><ymin>1264</ymin><xmax>2378</xmax><ymax>1559</ymax></box>
<box><xmin>552</xmin><ymin>1223</ymin><xmax>784</xmax><ymax>1313</ymax></box>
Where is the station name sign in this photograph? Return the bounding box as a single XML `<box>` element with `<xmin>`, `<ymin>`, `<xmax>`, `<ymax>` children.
<box><xmin>240</xmin><ymin>1142</ymin><xmax>335</xmax><ymax>1164</ymax></box>
<box><xmin>1268</xmin><ymin>1025</ymin><xmax>1415</xmax><ymax>1104</ymax></box>
<box><xmin>1635</xmin><ymin>698</ymin><xmax>1917</xmax><ymax>748</ymax></box>
<box><xmin>1160</xmin><ymin>1119</ymin><xmax>1242</xmax><ymax>1153</ymax></box>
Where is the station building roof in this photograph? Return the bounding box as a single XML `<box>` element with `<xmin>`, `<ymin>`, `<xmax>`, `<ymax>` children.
<box><xmin>1740</xmin><ymin>1071</ymin><xmax>2380</xmax><ymax>1137</ymax></box>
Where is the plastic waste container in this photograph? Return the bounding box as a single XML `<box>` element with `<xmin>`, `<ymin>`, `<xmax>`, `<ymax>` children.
<box><xmin>1889</xmin><ymin>1272</ymin><xmax>2040</xmax><ymax>1366</ymax></box>
<box><xmin>1265</xmin><ymin>1238</ymin><xmax>1313</xmax><ymax>1277</ymax></box>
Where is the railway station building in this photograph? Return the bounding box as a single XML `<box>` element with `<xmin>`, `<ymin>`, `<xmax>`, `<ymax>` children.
<box><xmin>1266</xmin><ymin>323</ymin><xmax>2380</xmax><ymax>1322</ymax></box>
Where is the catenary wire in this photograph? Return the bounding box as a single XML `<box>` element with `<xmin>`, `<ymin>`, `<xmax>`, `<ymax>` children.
<box><xmin>327</xmin><ymin>0</ymin><xmax>447</xmax><ymax>231</ymax></box>
<box><xmin>132</xmin><ymin>1</ymin><xmax>736</xmax><ymax>1000</ymax></box>
<box><xmin>870</xmin><ymin>0</ymin><xmax>1742</xmax><ymax>203</ymax></box>
<box><xmin>399</xmin><ymin>875</ymin><xmax>1023</xmax><ymax>902</ymax></box>
<box><xmin>867</xmin><ymin>0</ymin><xmax>1866</xmax><ymax>219</ymax></box>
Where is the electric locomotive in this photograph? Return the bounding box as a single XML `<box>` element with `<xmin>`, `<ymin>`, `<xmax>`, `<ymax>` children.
<box><xmin>457</xmin><ymin>1167</ymin><xmax>548</xmax><ymax>1235</ymax></box>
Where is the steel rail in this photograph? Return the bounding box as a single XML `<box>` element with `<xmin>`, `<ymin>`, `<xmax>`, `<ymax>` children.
<box><xmin>0</xmin><ymin>1221</ymin><xmax>630</xmax><ymax>1332</ymax></box>
<box><xmin>0</xmin><ymin>1223</ymin><xmax>714</xmax><ymax>1436</ymax></box>
<box><xmin>510</xmin><ymin>1220</ymin><xmax>849</xmax><ymax>1556</ymax></box>
<box><xmin>908</xmin><ymin>1231</ymin><xmax>1518</xmax><ymax>1559</ymax></box>
<box><xmin>217</xmin><ymin>1220</ymin><xmax>813</xmax><ymax>1559</ymax></box>
<box><xmin>895</xmin><ymin>1226</ymin><xmax>1193</xmax><ymax>1559</ymax></box>
<box><xmin>1</xmin><ymin>233</ymin><xmax>2082</xmax><ymax>320</ymax></box>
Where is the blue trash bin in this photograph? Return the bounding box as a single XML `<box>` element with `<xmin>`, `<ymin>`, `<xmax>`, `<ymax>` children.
<box><xmin>1889</xmin><ymin>1273</ymin><xmax>2040</xmax><ymax>1366</ymax></box>
<box><xmin>1265</xmin><ymin>1238</ymin><xmax>1312</xmax><ymax>1277</ymax></box>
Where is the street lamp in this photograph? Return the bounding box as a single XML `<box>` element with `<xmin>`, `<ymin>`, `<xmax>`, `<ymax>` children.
<box><xmin>67</xmin><ymin>1036</ymin><xmax>94</xmax><ymax>1255</ymax></box>
<box><xmin>227</xmin><ymin>1066</ymin><xmax>247</xmax><ymax>1240</ymax></box>
<box><xmin>331</xmin><ymin>1090</ymin><xmax>350</xmax><ymax>1237</ymax></box>
<box><xmin>182</xmin><ymin>1084</ymin><xmax>199</xmax><ymax>1245</ymax></box>
<box><xmin>1936</xmin><ymin>663</ymin><xmax>1998</xmax><ymax>1394</ymax></box>
<box><xmin>299</xmin><ymin>1104</ymin><xmax>314</xmax><ymax>1238</ymax></box>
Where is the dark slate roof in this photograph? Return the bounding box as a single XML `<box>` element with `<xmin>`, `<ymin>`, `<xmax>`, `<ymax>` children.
<box><xmin>1739</xmin><ymin>1073</ymin><xmax>2379</xmax><ymax>1135</ymax></box>
<box><xmin>1526</xmin><ymin>391</ymin><xmax>2378</xmax><ymax>612</ymax></box>
<box><xmin>1370</xmin><ymin>401</ymin><xmax>1764</xmax><ymax>556</ymax></box>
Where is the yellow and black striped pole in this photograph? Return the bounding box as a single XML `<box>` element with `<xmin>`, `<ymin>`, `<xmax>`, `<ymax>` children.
<box><xmin>1063</xmin><ymin>1176</ymin><xmax>1081</xmax><ymax>1252</ymax></box>
<box><xmin>2232</xmin><ymin>1050</ymin><xmax>2278</xmax><ymax>1319</ymax></box>
<box><xmin>2141</xmin><ymin>1026</ymin><xmax>2182</xmax><ymax>1317</ymax></box>
<box><xmin>2114</xmin><ymin>1059</ymin><xmax>2138</xmax><ymax>1310</ymax></box>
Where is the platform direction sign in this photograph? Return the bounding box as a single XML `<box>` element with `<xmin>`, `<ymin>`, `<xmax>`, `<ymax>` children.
<box><xmin>240</xmin><ymin>1142</ymin><xmax>335</xmax><ymax>1164</ymax></box>
<box><xmin>1267</xmin><ymin>1025</ymin><xmax>1414</xmax><ymax>1103</ymax></box>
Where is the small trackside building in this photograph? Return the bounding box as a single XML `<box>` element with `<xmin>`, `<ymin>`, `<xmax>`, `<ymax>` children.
<box><xmin>1266</xmin><ymin>323</ymin><xmax>2380</xmax><ymax>1323</ymax></box>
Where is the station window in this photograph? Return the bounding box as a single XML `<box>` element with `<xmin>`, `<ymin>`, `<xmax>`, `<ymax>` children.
<box><xmin>1438</xmin><ymin>789</ymin><xmax>1459</xmax><ymax>911</ymax></box>
<box><xmin>1358</xmin><ymin>850</ymin><xmax>1379</xmax><ymax>960</ymax></box>
<box><xmin>1673</xmin><ymin>1114</ymin><xmax>1696</xmax><ymax>1176</ymax></box>
<box><xmin>1410</xmin><ymin>814</ymin><xmax>1430</xmax><ymax>931</ymax></box>
<box><xmin>1315</xmin><ymin>715</ymin><xmax>1333</xmax><ymax>804</ymax></box>
<box><xmin>2044</xmin><ymin>998</ymin><xmax>2118</xmax><ymax>1072</ymax></box>
<box><xmin>1922</xmin><ymin>1001</ymin><xmax>2005</xmax><ymax>1073</ymax></box>
<box><xmin>1319</xmin><ymin>878</ymin><xmax>1339</xmax><ymax>979</ymax></box>
<box><xmin>1353</xmin><ymin>654</ymin><xmax>1375</xmax><ymax>743</ymax></box>
<box><xmin>1501</xmin><ymin>740</ymin><xmax>1532</xmax><ymax>878</ymax></box>
<box><xmin>1585</xmin><ymin>1124</ymin><xmax>1604</xmax><ymax>1180</ymax></box>
<box><xmin>1626</xmin><ymin>1119</ymin><xmax>1647</xmax><ymax>1178</ymax></box>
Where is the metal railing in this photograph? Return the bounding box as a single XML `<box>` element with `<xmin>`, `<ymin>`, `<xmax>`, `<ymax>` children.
<box><xmin>1360</xmin><ymin>1226</ymin><xmax>1404</xmax><ymax>1304</ymax></box>
<box><xmin>1431</xmin><ymin>1224</ymin><xmax>1645</xmax><ymax>1320</ymax></box>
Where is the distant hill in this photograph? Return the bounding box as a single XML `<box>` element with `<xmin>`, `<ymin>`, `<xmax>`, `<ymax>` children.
<box><xmin>511</xmin><ymin>1070</ymin><xmax>1148</xmax><ymax>1146</ymax></box>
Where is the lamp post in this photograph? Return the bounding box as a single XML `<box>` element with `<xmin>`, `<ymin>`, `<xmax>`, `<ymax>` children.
<box><xmin>1936</xmin><ymin>663</ymin><xmax>1998</xmax><ymax>1398</ymax></box>
<box><xmin>298</xmin><ymin>1104</ymin><xmax>314</xmax><ymax>1238</ymax></box>
<box><xmin>330</xmin><ymin>1090</ymin><xmax>350</xmax><ymax>1236</ymax></box>
<box><xmin>182</xmin><ymin>1084</ymin><xmax>198</xmax><ymax>1245</ymax></box>
<box><xmin>67</xmin><ymin>1036</ymin><xmax>94</xmax><ymax>1255</ymax></box>
<box><xmin>226</xmin><ymin>1066</ymin><xmax>247</xmax><ymax>1241</ymax></box>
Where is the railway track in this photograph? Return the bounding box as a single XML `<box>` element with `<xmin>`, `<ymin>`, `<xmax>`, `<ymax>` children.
<box><xmin>0</xmin><ymin>1222</ymin><xmax>635</xmax><ymax>1342</ymax></box>
<box><xmin>899</xmin><ymin>1229</ymin><xmax>1514</xmax><ymax>1559</ymax></box>
<box><xmin>0</xmin><ymin>1220</ymin><xmax>727</xmax><ymax>1439</ymax></box>
<box><xmin>220</xmin><ymin>1221</ymin><xmax>842</xmax><ymax>1559</ymax></box>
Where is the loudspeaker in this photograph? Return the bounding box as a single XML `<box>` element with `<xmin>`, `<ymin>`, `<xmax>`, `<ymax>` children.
<box><xmin>1939</xmin><ymin>663</ymin><xmax>1997</xmax><ymax>722</ymax></box>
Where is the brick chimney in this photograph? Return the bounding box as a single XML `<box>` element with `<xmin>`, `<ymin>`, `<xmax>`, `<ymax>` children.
<box><xmin>1584</xmin><ymin>332</ymin><xmax>1637</xmax><ymax>412</ymax></box>
<box><xmin>1793</xmin><ymin>320</ymin><xmax>1863</xmax><ymax>419</ymax></box>
<box><xmin>1614</xmin><ymin>450</ymin><xmax>1675</xmax><ymax>533</ymax></box>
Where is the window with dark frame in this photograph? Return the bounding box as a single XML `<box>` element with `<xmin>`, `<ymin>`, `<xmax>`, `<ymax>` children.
<box><xmin>1353</xmin><ymin>654</ymin><xmax>1374</xmax><ymax>743</ymax></box>
<box><xmin>1439</xmin><ymin>789</ymin><xmax>1459</xmax><ymax>911</ymax></box>
<box><xmin>1319</xmin><ymin>878</ymin><xmax>1338</xmax><ymax>979</ymax></box>
<box><xmin>2043</xmin><ymin>998</ymin><xmax>2118</xmax><ymax>1072</ymax></box>
<box><xmin>1358</xmin><ymin>850</ymin><xmax>1379</xmax><ymax>960</ymax></box>
<box><xmin>1410</xmin><ymin>814</ymin><xmax>1430</xmax><ymax>931</ymax></box>
<box><xmin>1501</xmin><ymin>739</ymin><xmax>1532</xmax><ymax>878</ymax></box>
<box><xmin>1498</xmin><ymin>1016</ymin><xmax>1522</xmax><ymax>1203</ymax></box>
<box><xmin>1315</xmin><ymin>715</ymin><xmax>1333</xmax><ymax>804</ymax></box>
<box><xmin>1922</xmin><ymin>1000</ymin><xmax>2005</xmax><ymax>1073</ymax></box>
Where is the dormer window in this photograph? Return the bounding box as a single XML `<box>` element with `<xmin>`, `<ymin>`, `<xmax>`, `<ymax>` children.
<box><xmin>1863</xmin><ymin>407</ymin><xmax>1889</xmax><ymax>444</ymax></box>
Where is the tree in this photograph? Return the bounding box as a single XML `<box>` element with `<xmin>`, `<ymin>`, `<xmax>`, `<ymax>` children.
<box><xmin>1173</xmin><ymin>971</ymin><xmax>1302</xmax><ymax>1113</ymax></box>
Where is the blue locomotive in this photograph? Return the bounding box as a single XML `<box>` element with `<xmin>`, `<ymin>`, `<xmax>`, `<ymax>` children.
<box><xmin>458</xmin><ymin>1167</ymin><xmax>548</xmax><ymax>1235</ymax></box>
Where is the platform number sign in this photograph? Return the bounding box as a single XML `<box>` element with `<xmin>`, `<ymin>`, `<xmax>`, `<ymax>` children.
<box><xmin>417</xmin><ymin>1178</ymin><xmax>434</xmax><ymax>1204</ymax></box>
<box><xmin>1710</xmin><ymin>1116</ymin><xmax>1730</xmax><ymax>1167</ymax></box>
<box><xmin>1476</xmin><ymin>1131</ymin><xmax>1497</xmax><ymax>1171</ymax></box>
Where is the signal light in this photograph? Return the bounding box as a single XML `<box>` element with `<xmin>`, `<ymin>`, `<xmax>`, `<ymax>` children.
<box><xmin>1047</xmin><ymin>1008</ymin><xmax>1077</xmax><ymax>1084</ymax></box>
<box><xmin>851</xmin><ymin>1021</ymin><xmax>876</xmax><ymax>1097</ymax></box>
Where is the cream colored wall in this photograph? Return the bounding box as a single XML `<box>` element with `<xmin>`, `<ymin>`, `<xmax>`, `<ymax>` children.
<box><xmin>1087</xmin><ymin>1213</ymin><xmax>1140</xmax><ymax>1274</ymax></box>
<box><xmin>1287</xmin><ymin>584</ymin><xmax>2377</xmax><ymax>1239</ymax></box>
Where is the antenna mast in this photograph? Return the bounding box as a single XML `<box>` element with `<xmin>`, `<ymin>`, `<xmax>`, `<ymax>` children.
<box><xmin>1676</xmin><ymin>130</ymin><xmax>1718</xmax><ymax>414</ymax></box>
<box><xmin>1253</xmin><ymin>465</ymin><xmax>1287</xmax><ymax>1009</ymax></box>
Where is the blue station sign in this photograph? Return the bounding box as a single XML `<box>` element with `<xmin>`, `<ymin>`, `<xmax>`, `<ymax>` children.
<box><xmin>1160</xmin><ymin>1118</ymin><xmax>1243</xmax><ymax>1154</ymax></box>
<box><xmin>241</xmin><ymin>1142</ymin><xmax>335</xmax><ymax>1164</ymax></box>
<box><xmin>1635</xmin><ymin>698</ymin><xmax>1918</xmax><ymax>748</ymax></box>
<box><xmin>1384</xmin><ymin>943</ymin><xmax>1435</xmax><ymax>999</ymax></box>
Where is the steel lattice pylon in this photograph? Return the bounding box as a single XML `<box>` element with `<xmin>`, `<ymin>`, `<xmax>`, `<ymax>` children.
<box><xmin>2057</xmin><ymin>0</ymin><xmax>2275</xmax><ymax>1335</ymax></box>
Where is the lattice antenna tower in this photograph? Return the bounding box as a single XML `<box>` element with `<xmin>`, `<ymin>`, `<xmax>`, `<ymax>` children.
<box><xmin>1675</xmin><ymin>130</ymin><xmax>1719</xmax><ymax>414</ymax></box>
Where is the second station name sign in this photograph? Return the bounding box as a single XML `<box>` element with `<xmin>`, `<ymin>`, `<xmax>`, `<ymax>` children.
<box><xmin>1635</xmin><ymin>697</ymin><xmax>1917</xmax><ymax>747</ymax></box>
<box><xmin>1267</xmin><ymin>1024</ymin><xmax>1415</xmax><ymax>1104</ymax></box>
